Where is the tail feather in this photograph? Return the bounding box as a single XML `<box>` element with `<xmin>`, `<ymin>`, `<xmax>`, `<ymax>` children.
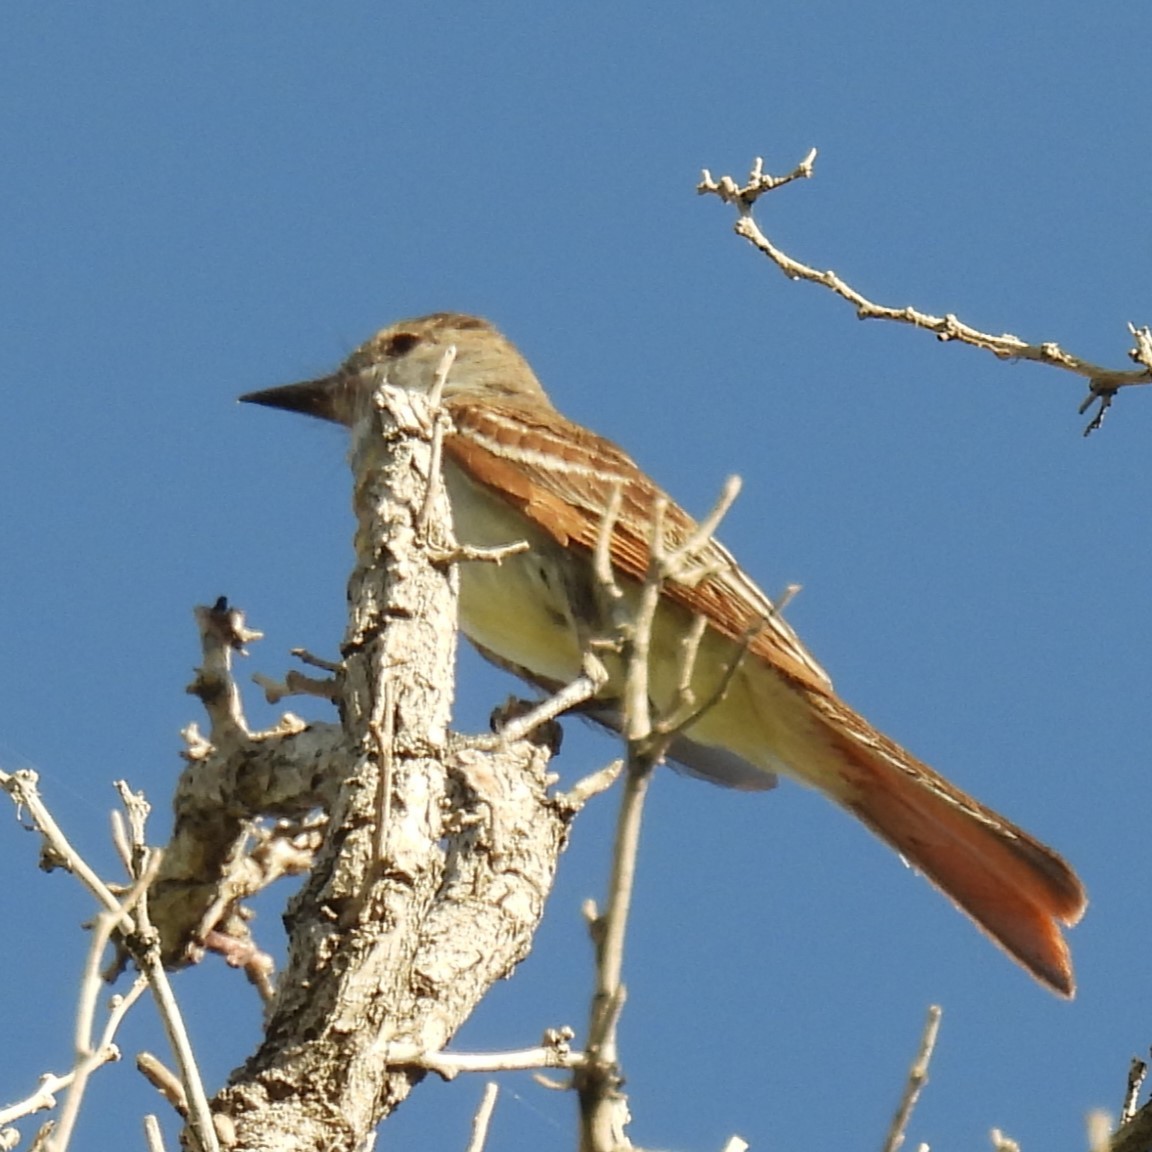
<box><xmin>809</xmin><ymin>694</ymin><xmax>1086</xmax><ymax>996</ymax></box>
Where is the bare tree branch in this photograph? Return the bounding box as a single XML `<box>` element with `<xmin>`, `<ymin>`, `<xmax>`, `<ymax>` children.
<box><xmin>700</xmin><ymin>153</ymin><xmax>1152</xmax><ymax>434</ymax></box>
<box><xmin>194</xmin><ymin>377</ymin><xmax>572</xmax><ymax>1150</ymax></box>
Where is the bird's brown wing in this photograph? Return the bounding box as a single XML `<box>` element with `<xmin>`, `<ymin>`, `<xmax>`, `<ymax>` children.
<box><xmin>445</xmin><ymin>398</ymin><xmax>1088</xmax><ymax>994</ymax></box>
<box><xmin>444</xmin><ymin>397</ymin><xmax>833</xmax><ymax>696</ymax></box>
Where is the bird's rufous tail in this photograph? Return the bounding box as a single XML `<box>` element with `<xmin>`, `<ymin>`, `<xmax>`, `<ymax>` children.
<box><xmin>805</xmin><ymin>692</ymin><xmax>1086</xmax><ymax>996</ymax></box>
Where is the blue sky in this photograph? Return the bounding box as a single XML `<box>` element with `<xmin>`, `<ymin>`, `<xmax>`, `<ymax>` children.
<box><xmin>2</xmin><ymin>4</ymin><xmax>1150</xmax><ymax>1149</ymax></box>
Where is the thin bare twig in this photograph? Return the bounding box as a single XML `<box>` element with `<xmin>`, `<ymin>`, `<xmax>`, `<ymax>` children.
<box><xmin>494</xmin><ymin>666</ymin><xmax>605</xmax><ymax>745</ymax></box>
<box><xmin>428</xmin><ymin>539</ymin><xmax>532</xmax><ymax>566</ymax></box>
<box><xmin>416</xmin><ymin>345</ymin><xmax>458</xmax><ymax>541</ymax></box>
<box><xmin>105</xmin><ymin>807</ymin><xmax>220</xmax><ymax>1152</ymax></box>
<box><xmin>465</xmin><ymin>1083</ymin><xmax>500</xmax><ymax>1152</ymax></box>
<box><xmin>53</xmin><ymin>863</ymin><xmax>158</xmax><ymax>1151</ymax></box>
<box><xmin>142</xmin><ymin>1114</ymin><xmax>168</xmax><ymax>1152</ymax></box>
<box><xmin>700</xmin><ymin>153</ymin><xmax>1152</xmax><ymax>434</ymax></box>
<box><xmin>555</xmin><ymin>760</ymin><xmax>625</xmax><ymax>811</ymax></box>
<box><xmin>592</xmin><ymin>482</ymin><xmax>627</xmax><ymax>634</ymax></box>
<box><xmin>881</xmin><ymin>1005</ymin><xmax>943</xmax><ymax>1152</ymax></box>
<box><xmin>0</xmin><ymin>967</ymin><xmax>139</xmax><ymax>1132</ymax></box>
<box><xmin>135</xmin><ymin>895</ymin><xmax>220</xmax><ymax>1152</ymax></box>
<box><xmin>0</xmin><ymin>1074</ymin><xmax>75</xmax><ymax>1129</ymax></box>
<box><xmin>0</xmin><ymin>770</ymin><xmax>123</xmax><ymax>916</ymax></box>
<box><xmin>654</xmin><ymin>622</ymin><xmax>752</xmax><ymax>742</ymax></box>
<box><xmin>290</xmin><ymin>647</ymin><xmax>342</xmax><ymax>673</ymax></box>
<box><xmin>698</xmin><ymin>150</ymin><xmax>818</xmax><ymax>210</ymax></box>
<box><xmin>577</xmin><ymin>476</ymin><xmax>747</xmax><ymax>1152</ymax></box>
<box><xmin>137</xmin><ymin>1053</ymin><xmax>188</xmax><ymax>1118</ymax></box>
<box><xmin>386</xmin><ymin>1031</ymin><xmax>580</xmax><ymax>1081</ymax></box>
<box><xmin>0</xmin><ymin>775</ymin><xmax>156</xmax><ymax>1147</ymax></box>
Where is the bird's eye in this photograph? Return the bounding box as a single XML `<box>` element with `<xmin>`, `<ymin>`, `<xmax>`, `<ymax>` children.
<box><xmin>386</xmin><ymin>332</ymin><xmax>421</xmax><ymax>357</ymax></box>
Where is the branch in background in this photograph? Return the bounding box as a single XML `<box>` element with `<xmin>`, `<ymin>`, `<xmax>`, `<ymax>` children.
<box><xmin>464</xmin><ymin>1083</ymin><xmax>500</xmax><ymax>1152</ymax></box>
<box><xmin>699</xmin><ymin>152</ymin><xmax>1152</xmax><ymax>434</ymax></box>
<box><xmin>881</xmin><ymin>1005</ymin><xmax>943</xmax><ymax>1152</ymax></box>
<box><xmin>0</xmin><ymin>777</ymin><xmax>213</xmax><ymax>1152</ymax></box>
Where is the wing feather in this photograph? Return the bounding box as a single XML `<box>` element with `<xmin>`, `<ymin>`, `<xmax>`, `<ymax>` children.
<box><xmin>444</xmin><ymin>397</ymin><xmax>833</xmax><ymax>695</ymax></box>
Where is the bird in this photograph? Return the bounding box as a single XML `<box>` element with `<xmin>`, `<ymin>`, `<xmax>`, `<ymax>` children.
<box><xmin>240</xmin><ymin>311</ymin><xmax>1086</xmax><ymax>996</ymax></box>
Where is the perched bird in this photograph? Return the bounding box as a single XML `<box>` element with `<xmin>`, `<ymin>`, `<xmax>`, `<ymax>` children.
<box><xmin>241</xmin><ymin>311</ymin><xmax>1086</xmax><ymax>995</ymax></box>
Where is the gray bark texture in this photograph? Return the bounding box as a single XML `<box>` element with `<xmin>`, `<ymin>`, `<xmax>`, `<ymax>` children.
<box><xmin>156</xmin><ymin>384</ymin><xmax>572</xmax><ymax>1151</ymax></box>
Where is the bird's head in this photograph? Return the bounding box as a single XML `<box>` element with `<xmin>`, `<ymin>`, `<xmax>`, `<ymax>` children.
<box><xmin>240</xmin><ymin>312</ymin><xmax>550</xmax><ymax>425</ymax></box>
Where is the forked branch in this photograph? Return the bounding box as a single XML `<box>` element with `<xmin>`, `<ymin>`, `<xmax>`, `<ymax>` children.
<box><xmin>700</xmin><ymin>152</ymin><xmax>1152</xmax><ymax>434</ymax></box>
<box><xmin>575</xmin><ymin>476</ymin><xmax>751</xmax><ymax>1152</ymax></box>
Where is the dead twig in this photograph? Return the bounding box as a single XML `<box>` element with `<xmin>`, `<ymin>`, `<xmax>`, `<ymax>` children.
<box><xmin>881</xmin><ymin>1005</ymin><xmax>942</xmax><ymax>1152</ymax></box>
<box><xmin>700</xmin><ymin>153</ymin><xmax>1152</xmax><ymax>434</ymax></box>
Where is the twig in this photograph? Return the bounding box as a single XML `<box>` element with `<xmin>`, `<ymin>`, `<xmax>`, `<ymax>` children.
<box><xmin>465</xmin><ymin>1083</ymin><xmax>500</xmax><ymax>1152</ymax></box>
<box><xmin>637</xmin><ymin>476</ymin><xmax>748</xmax><ymax>754</ymax></box>
<box><xmin>881</xmin><ymin>1005</ymin><xmax>943</xmax><ymax>1152</ymax></box>
<box><xmin>53</xmin><ymin>864</ymin><xmax>156</xmax><ymax>1151</ymax></box>
<box><xmin>428</xmin><ymin>539</ymin><xmax>531</xmax><ymax>566</ymax></box>
<box><xmin>654</xmin><ymin>623</ymin><xmax>751</xmax><ymax>741</ymax></box>
<box><xmin>588</xmin><ymin>761</ymin><xmax>650</xmax><ymax>1054</ymax></box>
<box><xmin>136</xmin><ymin>905</ymin><xmax>220</xmax><ymax>1151</ymax></box>
<box><xmin>142</xmin><ymin>1114</ymin><xmax>168</xmax><ymax>1152</ymax></box>
<box><xmin>700</xmin><ymin>153</ymin><xmax>1152</xmax><ymax>434</ymax></box>
<box><xmin>188</xmin><ymin>598</ymin><xmax>262</xmax><ymax>738</ymax></box>
<box><xmin>0</xmin><ymin>966</ymin><xmax>139</xmax><ymax>1131</ymax></box>
<box><xmin>137</xmin><ymin>1053</ymin><xmax>188</xmax><ymax>1118</ymax></box>
<box><xmin>0</xmin><ymin>775</ymin><xmax>153</xmax><ymax>1146</ymax></box>
<box><xmin>577</xmin><ymin>476</ymin><xmax>746</xmax><ymax>1152</ymax></box>
<box><xmin>698</xmin><ymin>150</ymin><xmax>818</xmax><ymax>210</ymax></box>
<box><xmin>494</xmin><ymin>665</ymin><xmax>605</xmax><ymax>745</ymax></box>
<box><xmin>990</xmin><ymin>1129</ymin><xmax>1020</xmax><ymax>1152</ymax></box>
<box><xmin>110</xmin><ymin>809</ymin><xmax>133</xmax><ymax>875</ymax></box>
<box><xmin>416</xmin><ymin>345</ymin><xmax>458</xmax><ymax>541</ymax></box>
<box><xmin>290</xmin><ymin>647</ymin><xmax>342</xmax><ymax>673</ymax></box>
<box><xmin>110</xmin><ymin>800</ymin><xmax>220</xmax><ymax>1152</ymax></box>
<box><xmin>669</xmin><ymin>476</ymin><xmax>742</xmax><ymax>568</ymax></box>
<box><xmin>386</xmin><ymin>1033</ymin><xmax>581</xmax><ymax>1081</ymax></box>
<box><xmin>0</xmin><ymin>1073</ymin><xmax>77</xmax><ymax>1129</ymax></box>
<box><xmin>592</xmin><ymin>482</ymin><xmax>627</xmax><ymax>633</ymax></box>
<box><xmin>0</xmin><ymin>770</ymin><xmax>123</xmax><ymax>916</ymax></box>
<box><xmin>555</xmin><ymin>760</ymin><xmax>625</xmax><ymax>811</ymax></box>
<box><xmin>1123</xmin><ymin>1057</ymin><xmax>1148</xmax><ymax>1125</ymax></box>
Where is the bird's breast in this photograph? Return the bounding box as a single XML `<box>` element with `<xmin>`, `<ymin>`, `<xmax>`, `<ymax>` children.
<box><xmin>444</xmin><ymin>460</ymin><xmax>587</xmax><ymax>686</ymax></box>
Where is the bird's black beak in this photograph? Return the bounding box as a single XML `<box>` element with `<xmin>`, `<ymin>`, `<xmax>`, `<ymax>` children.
<box><xmin>239</xmin><ymin>375</ymin><xmax>345</xmax><ymax>425</ymax></box>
